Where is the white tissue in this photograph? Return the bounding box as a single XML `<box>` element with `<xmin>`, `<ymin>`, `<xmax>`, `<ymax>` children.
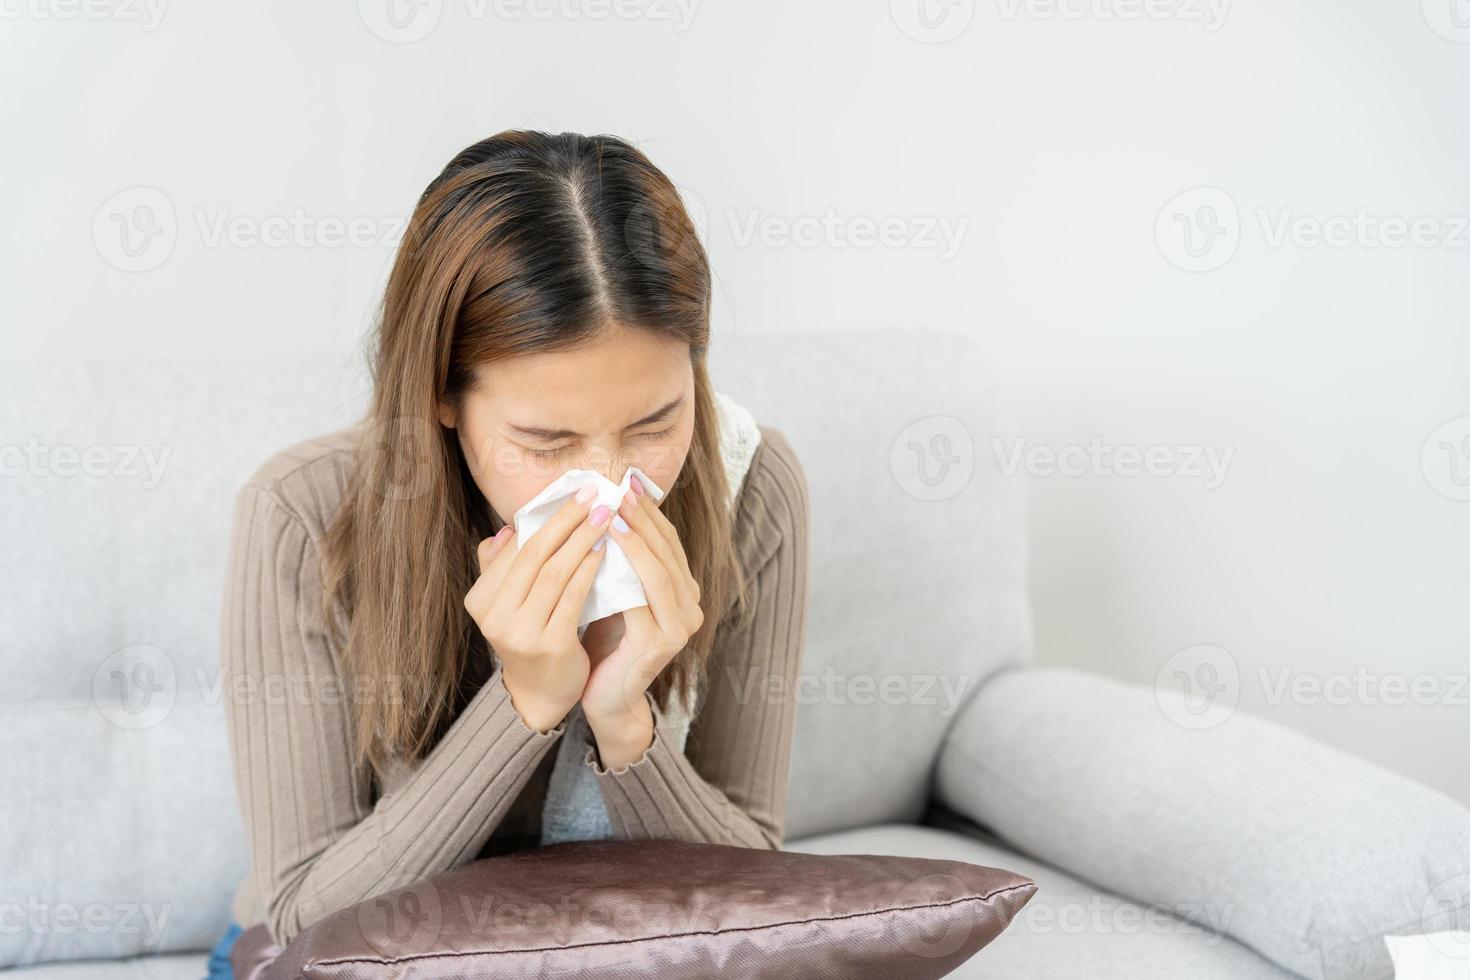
<box><xmin>1384</xmin><ymin>933</ymin><xmax>1470</xmax><ymax>979</ymax></box>
<box><xmin>511</xmin><ymin>466</ymin><xmax>666</xmax><ymax>631</ymax></box>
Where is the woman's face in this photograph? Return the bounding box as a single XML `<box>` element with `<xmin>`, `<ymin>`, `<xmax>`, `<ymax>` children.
<box><xmin>438</xmin><ymin>325</ymin><xmax>695</xmax><ymax>530</ymax></box>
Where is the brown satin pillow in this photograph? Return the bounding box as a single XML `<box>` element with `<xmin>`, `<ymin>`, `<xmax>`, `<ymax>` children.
<box><xmin>236</xmin><ymin>838</ymin><xmax>1035</xmax><ymax>980</ymax></box>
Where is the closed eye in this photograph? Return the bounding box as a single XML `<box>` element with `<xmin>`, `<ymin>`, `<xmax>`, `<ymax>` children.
<box><xmin>524</xmin><ymin>425</ymin><xmax>677</xmax><ymax>460</ymax></box>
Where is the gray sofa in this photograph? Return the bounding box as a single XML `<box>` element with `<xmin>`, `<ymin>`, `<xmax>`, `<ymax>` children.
<box><xmin>3</xmin><ymin>330</ymin><xmax>1467</xmax><ymax>979</ymax></box>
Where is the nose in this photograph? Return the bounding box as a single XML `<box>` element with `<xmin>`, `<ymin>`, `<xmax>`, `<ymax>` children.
<box><xmin>576</xmin><ymin>464</ymin><xmax>620</xmax><ymax>488</ymax></box>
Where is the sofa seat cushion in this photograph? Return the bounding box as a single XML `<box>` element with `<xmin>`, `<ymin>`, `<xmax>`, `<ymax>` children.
<box><xmin>0</xmin><ymin>952</ymin><xmax>210</xmax><ymax>979</ymax></box>
<box><xmin>786</xmin><ymin>823</ymin><xmax>1293</xmax><ymax>980</ymax></box>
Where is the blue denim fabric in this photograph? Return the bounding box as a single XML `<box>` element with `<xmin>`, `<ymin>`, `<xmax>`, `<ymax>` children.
<box><xmin>202</xmin><ymin>920</ymin><xmax>242</xmax><ymax>980</ymax></box>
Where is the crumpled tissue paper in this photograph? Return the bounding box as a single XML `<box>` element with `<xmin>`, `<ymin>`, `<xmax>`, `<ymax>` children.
<box><xmin>1383</xmin><ymin>932</ymin><xmax>1470</xmax><ymax>979</ymax></box>
<box><xmin>511</xmin><ymin>466</ymin><xmax>666</xmax><ymax>632</ymax></box>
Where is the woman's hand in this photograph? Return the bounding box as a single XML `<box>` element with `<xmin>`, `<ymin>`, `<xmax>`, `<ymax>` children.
<box><xmin>580</xmin><ymin>474</ymin><xmax>705</xmax><ymax>759</ymax></box>
<box><xmin>463</xmin><ymin>487</ymin><xmax>612</xmax><ymax>733</ymax></box>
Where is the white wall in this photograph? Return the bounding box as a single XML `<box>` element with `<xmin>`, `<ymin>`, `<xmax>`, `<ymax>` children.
<box><xmin>4</xmin><ymin>0</ymin><xmax>1467</xmax><ymax>805</ymax></box>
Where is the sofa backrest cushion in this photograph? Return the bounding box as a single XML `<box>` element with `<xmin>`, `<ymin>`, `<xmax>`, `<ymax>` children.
<box><xmin>0</xmin><ymin>352</ymin><xmax>371</xmax><ymax>966</ymax></box>
<box><xmin>710</xmin><ymin>328</ymin><xmax>1030</xmax><ymax>839</ymax></box>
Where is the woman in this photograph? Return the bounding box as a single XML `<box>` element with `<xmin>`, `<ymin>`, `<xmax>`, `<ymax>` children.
<box><xmin>204</xmin><ymin>130</ymin><xmax>810</xmax><ymax>977</ymax></box>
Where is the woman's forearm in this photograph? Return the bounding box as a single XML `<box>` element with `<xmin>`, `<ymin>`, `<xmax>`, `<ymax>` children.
<box><xmin>579</xmin><ymin>427</ymin><xmax>810</xmax><ymax>851</ymax></box>
<box><xmin>225</xmin><ymin>484</ymin><xmax>568</xmax><ymax>944</ymax></box>
<box><xmin>586</xmin><ymin>692</ymin><xmax>656</xmax><ymax>771</ymax></box>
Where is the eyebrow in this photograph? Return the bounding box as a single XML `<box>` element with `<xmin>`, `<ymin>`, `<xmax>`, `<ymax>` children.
<box><xmin>507</xmin><ymin>394</ymin><xmax>686</xmax><ymax>442</ymax></box>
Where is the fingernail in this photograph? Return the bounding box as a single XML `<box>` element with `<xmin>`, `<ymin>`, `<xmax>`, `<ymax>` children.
<box><xmin>612</xmin><ymin>515</ymin><xmax>630</xmax><ymax>533</ymax></box>
<box><xmin>592</xmin><ymin>535</ymin><xmax>607</xmax><ymax>552</ymax></box>
<box><xmin>495</xmin><ymin>525</ymin><xmax>511</xmax><ymax>540</ymax></box>
<box><xmin>630</xmin><ymin>474</ymin><xmax>645</xmax><ymax>496</ymax></box>
<box><xmin>576</xmin><ymin>484</ymin><xmax>597</xmax><ymax>504</ymax></box>
<box><xmin>590</xmin><ymin>505</ymin><xmax>611</xmax><ymax>527</ymax></box>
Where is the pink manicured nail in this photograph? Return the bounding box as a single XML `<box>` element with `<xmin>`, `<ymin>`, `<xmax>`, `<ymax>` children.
<box><xmin>590</xmin><ymin>504</ymin><xmax>611</xmax><ymax>527</ymax></box>
<box><xmin>630</xmin><ymin>474</ymin><xmax>645</xmax><ymax>496</ymax></box>
<box><xmin>576</xmin><ymin>484</ymin><xmax>597</xmax><ymax>504</ymax></box>
<box><xmin>592</xmin><ymin>535</ymin><xmax>607</xmax><ymax>552</ymax></box>
<box><xmin>494</xmin><ymin>525</ymin><xmax>511</xmax><ymax>540</ymax></box>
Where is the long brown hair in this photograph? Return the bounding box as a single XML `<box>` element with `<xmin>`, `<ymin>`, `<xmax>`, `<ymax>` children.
<box><xmin>320</xmin><ymin>130</ymin><xmax>746</xmax><ymax>781</ymax></box>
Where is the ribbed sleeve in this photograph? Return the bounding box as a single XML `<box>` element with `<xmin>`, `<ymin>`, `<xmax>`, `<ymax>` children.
<box><xmin>221</xmin><ymin>481</ymin><xmax>568</xmax><ymax>945</ymax></box>
<box><xmin>578</xmin><ymin>426</ymin><xmax>811</xmax><ymax>849</ymax></box>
